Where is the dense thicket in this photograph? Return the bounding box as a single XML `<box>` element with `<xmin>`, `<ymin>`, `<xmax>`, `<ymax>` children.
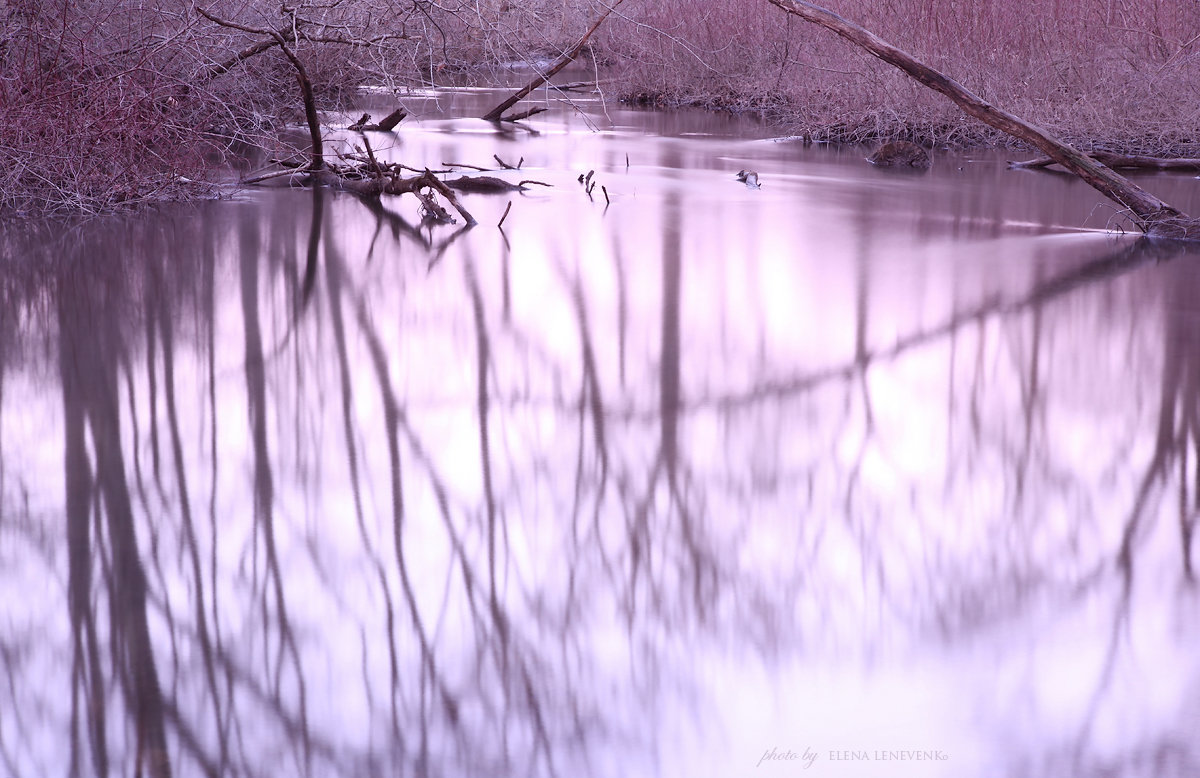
<box><xmin>2</xmin><ymin>0</ymin><xmax>1198</xmax><ymax>214</ymax></box>
<box><xmin>0</xmin><ymin>0</ymin><xmax>585</xmax><ymax>214</ymax></box>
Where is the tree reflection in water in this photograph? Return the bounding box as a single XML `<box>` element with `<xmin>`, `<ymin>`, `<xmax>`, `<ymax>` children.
<box><xmin>1</xmin><ymin>178</ymin><xmax>1199</xmax><ymax>778</ymax></box>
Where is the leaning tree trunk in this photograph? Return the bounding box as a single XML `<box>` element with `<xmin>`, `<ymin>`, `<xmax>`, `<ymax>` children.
<box><xmin>196</xmin><ymin>5</ymin><xmax>323</xmax><ymax>171</ymax></box>
<box><xmin>482</xmin><ymin>0</ymin><xmax>626</xmax><ymax>122</ymax></box>
<box><xmin>764</xmin><ymin>0</ymin><xmax>1200</xmax><ymax>240</ymax></box>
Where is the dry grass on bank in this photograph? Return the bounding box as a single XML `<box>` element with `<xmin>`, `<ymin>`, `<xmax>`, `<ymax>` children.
<box><xmin>600</xmin><ymin>0</ymin><xmax>1200</xmax><ymax>153</ymax></box>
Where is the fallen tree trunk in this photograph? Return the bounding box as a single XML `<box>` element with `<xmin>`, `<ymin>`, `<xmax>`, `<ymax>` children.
<box><xmin>764</xmin><ymin>0</ymin><xmax>1200</xmax><ymax>240</ymax></box>
<box><xmin>348</xmin><ymin>108</ymin><xmax>408</xmax><ymax>132</ymax></box>
<box><xmin>316</xmin><ymin>169</ymin><xmax>477</xmax><ymax>225</ymax></box>
<box><xmin>1012</xmin><ymin>152</ymin><xmax>1200</xmax><ymax>172</ymax></box>
<box><xmin>443</xmin><ymin>176</ymin><xmax>548</xmax><ymax>193</ymax></box>
<box><xmin>481</xmin><ymin>0</ymin><xmax>625</xmax><ymax>122</ymax></box>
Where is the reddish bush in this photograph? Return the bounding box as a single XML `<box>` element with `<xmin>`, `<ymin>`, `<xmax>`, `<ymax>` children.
<box><xmin>0</xmin><ymin>0</ymin><xmax>482</xmax><ymax>215</ymax></box>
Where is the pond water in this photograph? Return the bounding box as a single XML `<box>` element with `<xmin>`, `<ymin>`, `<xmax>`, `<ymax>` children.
<box><xmin>2</xmin><ymin>86</ymin><xmax>1200</xmax><ymax>778</ymax></box>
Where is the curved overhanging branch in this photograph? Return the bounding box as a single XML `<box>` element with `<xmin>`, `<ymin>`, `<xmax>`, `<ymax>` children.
<box><xmin>195</xmin><ymin>3</ymin><xmax>323</xmax><ymax>171</ymax></box>
<box><xmin>764</xmin><ymin>0</ymin><xmax>1200</xmax><ymax>240</ymax></box>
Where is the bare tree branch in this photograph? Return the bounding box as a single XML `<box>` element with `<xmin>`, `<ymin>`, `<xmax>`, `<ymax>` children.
<box><xmin>195</xmin><ymin>3</ymin><xmax>324</xmax><ymax>170</ymax></box>
<box><xmin>482</xmin><ymin>0</ymin><xmax>627</xmax><ymax>122</ymax></box>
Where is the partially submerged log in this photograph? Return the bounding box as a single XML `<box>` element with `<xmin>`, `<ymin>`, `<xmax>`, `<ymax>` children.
<box><xmin>1012</xmin><ymin>152</ymin><xmax>1200</xmax><ymax>172</ymax></box>
<box><xmin>493</xmin><ymin>154</ymin><xmax>522</xmax><ymax>170</ymax></box>
<box><xmin>349</xmin><ymin>107</ymin><xmax>407</xmax><ymax>132</ymax></box>
<box><xmin>443</xmin><ymin>176</ymin><xmax>549</xmax><ymax>193</ymax></box>
<box><xmin>499</xmin><ymin>106</ymin><xmax>548</xmax><ymax>122</ymax></box>
<box><xmin>371</xmin><ymin>108</ymin><xmax>407</xmax><ymax>132</ymax></box>
<box><xmin>319</xmin><ymin>168</ymin><xmax>477</xmax><ymax>225</ymax></box>
<box><xmin>481</xmin><ymin>0</ymin><xmax>626</xmax><ymax>122</ymax></box>
<box><xmin>765</xmin><ymin>0</ymin><xmax>1200</xmax><ymax>240</ymax></box>
<box><xmin>245</xmin><ymin>156</ymin><xmax>554</xmax><ymax>220</ymax></box>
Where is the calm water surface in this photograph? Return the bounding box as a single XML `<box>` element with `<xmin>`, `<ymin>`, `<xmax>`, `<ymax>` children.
<box><xmin>3</xmin><ymin>87</ymin><xmax>1200</xmax><ymax>778</ymax></box>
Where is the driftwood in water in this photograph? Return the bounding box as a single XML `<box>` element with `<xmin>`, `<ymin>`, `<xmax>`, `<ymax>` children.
<box><xmin>321</xmin><ymin>168</ymin><xmax>477</xmax><ymax>225</ymax></box>
<box><xmin>243</xmin><ymin>155</ymin><xmax>558</xmax><ymax>220</ymax></box>
<box><xmin>551</xmin><ymin>80</ymin><xmax>604</xmax><ymax>92</ymax></box>
<box><xmin>243</xmin><ymin>144</ymin><xmax>478</xmax><ymax>224</ymax></box>
<box><xmin>349</xmin><ymin>108</ymin><xmax>408</xmax><ymax>132</ymax></box>
<box><xmin>764</xmin><ymin>0</ymin><xmax>1200</xmax><ymax>239</ymax></box>
<box><xmin>443</xmin><ymin>176</ymin><xmax>549</xmax><ymax>193</ymax></box>
<box><xmin>371</xmin><ymin>108</ymin><xmax>407</xmax><ymax>131</ymax></box>
<box><xmin>481</xmin><ymin>0</ymin><xmax>625</xmax><ymax>122</ymax></box>
<box><xmin>493</xmin><ymin>154</ymin><xmax>522</xmax><ymax>170</ymax></box>
<box><xmin>1012</xmin><ymin>152</ymin><xmax>1200</xmax><ymax>172</ymax></box>
<box><xmin>500</xmin><ymin>106</ymin><xmax>548</xmax><ymax>122</ymax></box>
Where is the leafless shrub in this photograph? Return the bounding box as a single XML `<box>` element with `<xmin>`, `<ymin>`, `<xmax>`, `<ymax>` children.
<box><xmin>0</xmin><ymin>0</ymin><xmax>626</xmax><ymax>215</ymax></box>
<box><xmin>0</xmin><ymin>0</ymin><xmax>209</xmax><ymax>214</ymax></box>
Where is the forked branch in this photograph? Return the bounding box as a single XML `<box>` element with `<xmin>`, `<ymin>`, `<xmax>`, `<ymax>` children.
<box><xmin>195</xmin><ymin>4</ymin><xmax>323</xmax><ymax>170</ymax></box>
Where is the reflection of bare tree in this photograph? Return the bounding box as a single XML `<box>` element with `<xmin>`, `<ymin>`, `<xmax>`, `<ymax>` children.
<box><xmin>325</xmin><ymin>209</ymin><xmax>454</xmax><ymax>772</ymax></box>
<box><xmin>1044</xmin><ymin>255</ymin><xmax>1200</xmax><ymax>773</ymax></box>
<box><xmin>59</xmin><ymin>265</ymin><xmax>171</xmax><ymax>778</ymax></box>
<box><xmin>696</xmin><ymin>239</ymin><xmax>1170</xmax><ymax>411</ymax></box>
<box><xmin>538</xmin><ymin>192</ymin><xmax>727</xmax><ymax>680</ymax></box>
<box><xmin>1118</xmin><ymin>256</ymin><xmax>1200</xmax><ymax>583</ymax></box>
<box><xmin>201</xmin><ymin>214</ymin><xmax>223</xmax><ymax>663</ymax></box>
<box><xmin>236</xmin><ymin>208</ymin><xmax>311</xmax><ymax>766</ymax></box>
<box><xmin>6</xmin><ymin>191</ymin><xmax>1200</xmax><ymax>778</ymax></box>
<box><xmin>464</xmin><ymin>253</ymin><xmax>503</xmax><ymax>623</ymax></box>
<box><xmin>1012</xmin><ymin>259</ymin><xmax>1045</xmax><ymax>507</ymax></box>
<box><xmin>654</xmin><ymin>195</ymin><xmax>718</xmax><ymax>622</ymax></box>
<box><xmin>563</xmin><ymin>250</ymin><xmax>612</xmax><ymax>578</ymax></box>
<box><xmin>328</xmin><ymin>220</ymin><xmax>540</xmax><ymax>774</ymax></box>
<box><xmin>321</xmin><ymin>196</ymin><xmax>408</xmax><ymax>749</ymax></box>
<box><xmin>152</xmin><ymin>242</ymin><xmax>228</xmax><ymax>775</ymax></box>
<box><xmin>61</xmin><ymin>274</ymin><xmax>108</xmax><ymax>778</ymax></box>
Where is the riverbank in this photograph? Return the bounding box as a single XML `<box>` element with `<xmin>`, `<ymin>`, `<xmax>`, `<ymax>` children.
<box><xmin>3</xmin><ymin>0</ymin><xmax>1197</xmax><ymax>217</ymax></box>
<box><xmin>617</xmin><ymin>82</ymin><xmax>1200</xmax><ymax>158</ymax></box>
<box><xmin>599</xmin><ymin>0</ymin><xmax>1200</xmax><ymax>156</ymax></box>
